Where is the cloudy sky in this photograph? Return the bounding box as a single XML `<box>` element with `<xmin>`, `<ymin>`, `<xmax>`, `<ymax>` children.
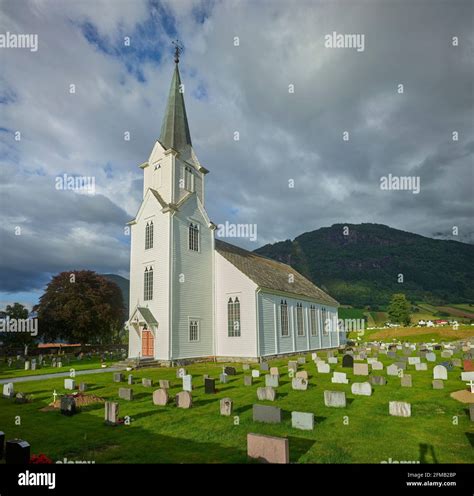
<box><xmin>0</xmin><ymin>0</ymin><xmax>473</xmax><ymax>308</ymax></box>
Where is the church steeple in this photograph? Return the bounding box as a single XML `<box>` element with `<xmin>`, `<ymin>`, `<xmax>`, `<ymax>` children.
<box><xmin>159</xmin><ymin>41</ymin><xmax>192</xmax><ymax>153</ymax></box>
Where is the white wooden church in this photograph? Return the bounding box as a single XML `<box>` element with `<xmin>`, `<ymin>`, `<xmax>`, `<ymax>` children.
<box><xmin>127</xmin><ymin>52</ymin><xmax>340</xmax><ymax>364</ymax></box>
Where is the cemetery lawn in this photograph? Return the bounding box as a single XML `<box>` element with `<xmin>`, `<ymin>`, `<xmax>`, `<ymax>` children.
<box><xmin>0</xmin><ymin>357</ymin><xmax>115</xmax><ymax>380</ymax></box>
<box><xmin>0</xmin><ymin>350</ymin><xmax>473</xmax><ymax>464</ymax></box>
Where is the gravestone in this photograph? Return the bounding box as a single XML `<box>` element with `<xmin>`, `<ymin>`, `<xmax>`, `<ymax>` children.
<box><xmin>370</xmin><ymin>376</ymin><xmax>386</xmax><ymax>386</ymax></box>
<box><xmin>142</xmin><ymin>378</ymin><xmax>153</xmax><ymax>387</ymax></box>
<box><xmin>177</xmin><ymin>368</ymin><xmax>186</xmax><ymax>379</ymax></box>
<box><xmin>175</xmin><ymin>391</ymin><xmax>192</xmax><ymax>409</ymax></box>
<box><xmin>220</xmin><ymin>398</ymin><xmax>233</xmax><ymax>416</ymax></box>
<box><xmin>257</xmin><ymin>386</ymin><xmax>276</xmax><ymax>401</ymax></box>
<box><xmin>64</xmin><ymin>379</ymin><xmax>75</xmax><ymax>390</ymax></box>
<box><xmin>460</xmin><ymin>371</ymin><xmax>474</xmax><ymax>381</ymax></box>
<box><xmin>252</xmin><ymin>404</ymin><xmax>281</xmax><ymax>423</ymax></box>
<box><xmin>291</xmin><ymin>411</ymin><xmax>314</xmax><ymax>431</ymax></box>
<box><xmin>371</xmin><ymin>361</ymin><xmax>383</xmax><ymax>371</ymax></box>
<box><xmin>415</xmin><ymin>363</ymin><xmax>427</xmax><ymax>371</ymax></box>
<box><xmin>469</xmin><ymin>404</ymin><xmax>474</xmax><ymax>422</ymax></box>
<box><xmin>408</xmin><ymin>357</ymin><xmax>420</xmax><ymax>365</ymax></box>
<box><xmin>317</xmin><ymin>362</ymin><xmax>330</xmax><ymax>374</ymax></box>
<box><xmin>31</xmin><ymin>362</ymin><xmax>36</xmax><ymax>371</ymax></box>
<box><xmin>441</xmin><ymin>350</ymin><xmax>453</xmax><ymax>358</ymax></box>
<box><xmin>463</xmin><ymin>360</ymin><xmax>474</xmax><ymax>372</ymax></box>
<box><xmin>260</xmin><ymin>362</ymin><xmax>269</xmax><ymax>371</ymax></box>
<box><xmin>291</xmin><ymin>377</ymin><xmax>308</xmax><ymax>391</ymax></box>
<box><xmin>3</xmin><ymin>383</ymin><xmax>14</xmax><ymax>399</ymax></box>
<box><xmin>247</xmin><ymin>433</ymin><xmax>289</xmax><ymax>464</ymax></box>
<box><xmin>244</xmin><ymin>376</ymin><xmax>253</xmax><ymax>386</ymax></box>
<box><xmin>205</xmin><ymin>378</ymin><xmax>216</xmax><ymax>394</ymax></box>
<box><xmin>351</xmin><ymin>382</ymin><xmax>372</xmax><ymax>396</ymax></box>
<box><xmin>297</xmin><ymin>357</ymin><xmax>306</xmax><ymax>365</ymax></box>
<box><xmin>441</xmin><ymin>361</ymin><xmax>454</xmax><ymax>371</ymax></box>
<box><xmin>224</xmin><ymin>366</ymin><xmax>237</xmax><ymax>375</ymax></box>
<box><xmin>119</xmin><ymin>388</ymin><xmax>133</xmax><ymax>401</ymax></box>
<box><xmin>342</xmin><ymin>355</ymin><xmax>354</xmax><ymax>368</ymax></box>
<box><xmin>242</xmin><ymin>364</ymin><xmax>250</xmax><ymax>371</ymax></box>
<box><xmin>219</xmin><ymin>373</ymin><xmax>228</xmax><ymax>384</ymax></box>
<box><xmin>104</xmin><ymin>401</ymin><xmax>119</xmax><ymax>425</ymax></box>
<box><xmin>389</xmin><ymin>401</ymin><xmax>411</xmax><ymax>417</ymax></box>
<box><xmin>270</xmin><ymin>367</ymin><xmax>279</xmax><ymax>376</ymax></box>
<box><xmin>24</xmin><ymin>361</ymin><xmax>30</xmax><ymax>371</ymax></box>
<box><xmin>311</xmin><ymin>352</ymin><xmax>318</xmax><ymax>360</ymax></box>
<box><xmin>79</xmin><ymin>382</ymin><xmax>87</xmax><ymax>392</ymax></box>
<box><xmin>426</xmin><ymin>352</ymin><xmax>436</xmax><ymax>362</ymax></box>
<box><xmin>113</xmin><ymin>373</ymin><xmax>123</xmax><ymax>383</ymax></box>
<box><xmin>152</xmin><ymin>389</ymin><xmax>169</xmax><ymax>406</ymax></box>
<box><xmin>452</xmin><ymin>358</ymin><xmax>461</xmax><ymax>368</ymax></box>
<box><xmin>401</xmin><ymin>375</ymin><xmax>412</xmax><ymax>388</ymax></box>
<box><xmin>353</xmin><ymin>363</ymin><xmax>369</xmax><ymax>376</ymax></box>
<box><xmin>387</xmin><ymin>364</ymin><xmax>399</xmax><ymax>376</ymax></box>
<box><xmin>57</xmin><ymin>361</ymin><xmax>62</xmax><ymax>368</ymax></box>
<box><xmin>5</xmin><ymin>440</ymin><xmax>30</xmax><ymax>464</ymax></box>
<box><xmin>251</xmin><ymin>370</ymin><xmax>260</xmax><ymax>378</ymax></box>
<box><xmin>265</xmin><ymin>375</ymin><xmax>279</xmax><ymax>388</ymax></box>
<box><xmin>296</xmin><ymin>370</ymin><xmax>308</xmax><ymax>380</ymax></box>
<box><xmin>331</xmin><ymin>372</ymin><xmax>348</xmax><ymax>384</ymax></box>
<box><xmin>182</xmin><ymin>375</ymin><xmax>192</xmax><ymax>392</ymax></box>
<box><xmin>127</xmin><ymin>375</ymin><xmax>134</xmax><ymax>385</ymax></box>
<box><xmin>159</xmin><ymin>379</ymin><xmax>170</xmax><ymax>389</ymax></box>
<box><xmin>288</xmin><ymin>361</ymin><xmax>298</xmax><ymax>372</ymax></box>
<box><xmin>328</xmin><ymin>357</ymin><xmax>338</xmax><ymax>365</ymax></box>
<box><xmin>432</xmin><ymin>379</ymin><xmax>444</xmax><ymax>390</ymax></box>
<box><xmin>324</xmin><ymin>390</ymin><xmax>346</xmax><ymax>408</ymax></box>
<box><xmin>433</xmin><ymin>365</ymin><xmax>448</xmax><ymax>380</ymax></box>
<box><xmin>387</xmin><ymin>352</ymin><xmax>397</xmax><ymax>359</ymax></box>
<box><xmin>394</xmin><ymin>361</ymin><xmax>407</xmax><ymax>370</ymax></box>
<box><xmin>60</xmin><ymin>396</ymin><xmax>77</xmax><ymax>416</ymax></box>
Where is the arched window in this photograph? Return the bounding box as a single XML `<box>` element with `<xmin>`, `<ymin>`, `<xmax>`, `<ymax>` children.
<box><xmin>228</xmin><ymin>297</ymin><xmax>241</xmax><ymax>337</ymax></box>
<box><xmin>144</xmin><ymin>266</ymin><xmax>153</xmax><ymax>301</ymax></box>
<box><xmin>189</xmin><ymin>319</ymin><xmax>199</xmax><ymax>341</ymax></box>
<box><xmin>280</xmin><ymin>300</ymin><xmax>289</xmax><ymax>336</ymax></box>
<box><xmin>296</xmin><ymin>302</ymin><xmax>304</xmax><ymax>336</ymax></box>
<box><xmin>310</xmin><ymin>305</ymin><xmax>318</xmax><ymax>336</ymax></box>
<box><xmin>322</xmin><ymin>307</ymin><xmax>329</xmax><ymax>335</ymax></box>
<box><xmin>145</xmin><ymin>221</ymin><xmax>154</xmax><ymax>250</ymax></box>
<box><xmin>188</xmin><ymin>222</ymin><xmax>199</xmax><ymax>251</ymax></box>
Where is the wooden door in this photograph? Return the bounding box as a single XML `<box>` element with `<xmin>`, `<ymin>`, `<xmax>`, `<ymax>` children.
<box><xmin>141</xmin><ymin>330</ymin><xmax>154</xmax><ymax>357</ymax></box>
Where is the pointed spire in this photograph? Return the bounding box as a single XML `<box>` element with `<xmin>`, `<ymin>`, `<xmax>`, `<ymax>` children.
<box><xmin>159</xmin><ymin>41</ymin><xmax>192</xmax><ymax>153</ymax></box>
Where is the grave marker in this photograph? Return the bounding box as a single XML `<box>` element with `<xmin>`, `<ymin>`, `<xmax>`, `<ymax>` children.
<box><xmin>291</xmin><ymin>411</ymin><xmax>314</xmax><ymax>431</ymax></box>
<box><xmin>247</xmin><ymin>433</ymin><xmax>289</xmax><ymax>464</ymax></box>
<box><xmin>252</xmin><ymin>404</ymin><xmax>281</xmax><ymax>423</ymax></box>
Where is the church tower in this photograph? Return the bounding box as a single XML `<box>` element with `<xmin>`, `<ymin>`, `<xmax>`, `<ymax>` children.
<box><xmin>127</xmin><ymin>44</ymin><xmax>215</xmax><ymax>363</ymax></box>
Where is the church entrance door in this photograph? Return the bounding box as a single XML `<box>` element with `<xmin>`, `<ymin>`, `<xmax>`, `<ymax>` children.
<box><xmin>141</xmin><ymin>329</ymin><xmax>154</xmax><ymax>358</ymax></box>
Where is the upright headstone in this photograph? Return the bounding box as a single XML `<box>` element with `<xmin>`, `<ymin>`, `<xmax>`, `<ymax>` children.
<box><xmin>175</xmin><ymin>391</ymin><xmax>193</xmax><ymax>409</ymax></box>
<box><xmin>104</xmin><ymin>401</ymin><xmax>119</xmax><ymax>425</ymax></box>
<box><xmin>60</xmin><ymin>396</ymin><xmax>77</xmax><ymax>416</ymax></box>
<box><xmin>433</xmin><ymin>365</ymin><xmax>448</xmax><ymax>380</ymax></box>
<box><xmin>64</xmin><ymin>379</ymin><xmax>75</xmax><ymax>390</ymax></box>
<box><xmin>0</xmin><ymin>431</ymin><xmax>4</xmax><ymax>460</ymax></box>
<box><xmin>426</xmin><ymin>352</ymin><xmax>436</xmax><ymax>362</ymax></box>
<box><xmin>415</xmin><ymin>363</ymin><xmax>427</xmax><ymax>371</ymax></box>
<box><xmin>371</xmin><ymin>361</ymin><xmax>384</xmax><ymax>371</ymax></box>
<box><xmin>331</xmin><ymin>372</ymin><xmax>349</xmax><ymax>384</ymax></box>
<box><xmin>205</xmin><ymin>378</ymin><xmax>216</xmax><ymax>394</ymax></box>
<box><xmin>353</xmin><ymin>363</ymin><xmax>369</xmax><ymax>376</ymax></box>
<box><xmin>297</xmin><ymin>357</ymin><xmax>306</xmax><ymax>365</ymax></box>
<box><xmin>5</xmin><ymin>440</ymin><xmax>30</xmax><ymax>464</ymax></box>
<box><xmin>324</xmin><ymin>390</ymin><xmax>346</xmax><ymax>408</ymax></box>
<box><xmin>432</xmin><ymin>379</ymin><xmax>444</xmax><ymax>389</ymax></box>
<box><xmin>260</xmin><ymin>362</ymin><xmax>269</xmax><ymax>372</ymax></box>
<box><xmin>3</xmin><ymin>383</ymin><xmax>14</xmax><ymax>399</ymax></box>
<box><xmin>142</xmin><ymin>378</ymin><xmax>153</xmax><ymax>387</ymax></box>
<box><xmin>242</xmin><ymin>364</ymin><xmax>250</xmax><ymax>371</ymax></box>
<box><xmin>219</xmin><ymin>373</ymin><xmax>228</xmax><ymax>384</ymax></box>
<box><xmin>153</xmin><ymin>389</ymin><xmax>169</xmax><ymax>406</ymax></box>
<box><xmin>317</xmin><ymin>362</ymin><xmax>330</xmax><ymax>374</ymax></box>
<box><xmin>182</xmin><ymin>375</ymin><xmax>192</xmax><ymax>392</ymax></box>
<box><xmin>291</xmin><ymin>411</ymin><xmax>314</xmax><ymax>431</ymax></box>
<box><xmin>251</xmin><ymin>370</ymin><xmax>260</xmax><ymax>378</ymax></box>
<box><xmin>118</xmin><ymin>388</ymin><xmax>133</xmax><ymax>401</ymax></box>
<box><xmin>291</xmin><ymin>377</ymin><xmax>308</xmax><ymax>391</ymax></box>
<box><xmin>389</xmin><ymin>401</ymin><xmax>411</xmax><ymax>417</ymax></box>
<box><xmin>370</xmin><ymin>376</ymin><xmax>386</xmax><ymax>386</ymax></box>
<box><xmin>342</xmin><ymin>355</ymin><xmax>354</xmax><ymax>368</ymax></box>
<box><xmin>270</xmin><ymin>367</ymin><xmax>279</xmax><ymax>376</ymax></box>
<box><xmin>295</xmin><ymin>370</ymin><xmax>308</xmax><ymax>380</ymax></box>
<box><xmin>387</xmin><ymin>364</ymin><xmax>399</xmax><ymax>376</ymax></box>
<box><xmin>351</xmin><ymin>382</ymin><xmax>372</xmax><ymax>396</ymax></box>
<box><xmin>401</xmin><ymin>375</ymin><xmax>412</xmax><ymax>387</ymax></box>
<box><xmin>159</xmin><ymin>379</ymin><xmax>170</xmax><ymax>389</ymax></box>
<box><xmin>257</xmin><ymin>386</ymin><xmax>276</xmax><ymax>401</ymax></box>
<box><xmin>79</xmin><ymin>382</ymin><xmax>87</xmax><ymax>392</ymax></box>
<box><xmin>265</xmin><ymin>374</ymin><xmax>279</xmax><ymax>388</ymax></box>
<box><xmin>469</xmin><ymin>404</ymin><xmax>474</xmax><ymax>422</ymax></box>
<box><xmin>113</xmin><ymin>373</ymin><xmax>123</xmax><ymax>383</ymax></box>
<box><xmin>247</xmin><ymin>433</ymin><xmax>289</xmax><ymax>464</ymax></box>
<box><xmin>244</xmin><ymin>376</ymin><xmax>253</xmax><ymax>386</ymax></box>
<box><xmin>224</xmin><ymin>366</ymin><xmax>237</xmax><ymax>376</ymax></box>
<box><xmin>220</xmin><ymin>398</ymin><xmax>233</xmax><ymax>416</ymax></box>
<box><xmin>252</xmin><ymin>404</ymin><xmax>281</xmax><ymax>423</ymax></box>
<box><xmin>127</xmin><ymin>375</ymin><xmax>134</xmax><ymax>385</ymax></box>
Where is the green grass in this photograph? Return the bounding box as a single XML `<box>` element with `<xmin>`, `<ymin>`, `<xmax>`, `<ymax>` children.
<box><xmin>0</xmin><ymin>357</ymin><xmax>115</xmax><ymax>380</ymax></box>
<box><xmin>0</xmin><ymin>350</ymin><xmax>473</xmax><ymax>464</ymax></box>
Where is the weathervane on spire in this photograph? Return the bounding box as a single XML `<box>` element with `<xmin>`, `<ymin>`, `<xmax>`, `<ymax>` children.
<box><xmin>172</xmin><ymin>39</ymin><xmax>183</xmax><ymax>64</ymax></box>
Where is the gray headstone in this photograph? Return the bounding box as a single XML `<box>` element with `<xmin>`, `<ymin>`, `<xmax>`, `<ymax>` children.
<box><xmin>415</xmin><ymin>363</ymin><xmax>427</xmax><ymax>371</ymax></box>
<box><xmin>291</xmin><ymin>377</ymin><xmax>308</xmax><ymax>391</ymax></box>
<box><xmin>387</xmin><ymin>364</ymin><xmax>399</xmax><ymax>376</ymax></box>
<box><xmin>432</xmin><ymin>379</ymin><xmax>444</xmax><ymax>389</ymax></box>
<box><xmin>219</xmin><ymin>373</ymin><xmax>228</xmax><ymax>384</ymax></box>
<box><xmin>260</xmin><ymin>362</ymin><xmax>269</xmax><ymax>371</ymax></box>
<box><xmin>252</xmin><ymin>404</ymin><xmax>281</xmax><ymax>423</ymax></box>
<box><xmin>242</xmin><ymin>364</ymin><xmax>250</xmax><ymax>371</ymax></box>
<box><xmin>324</xmin><ymin>390</ymin><xmax>346</xmax><ymax>408</ymax></box>
<box><xmin>291</xmin><ymin>411</ymin><xmax>314</xmax><ymax>431</ymax></box>
<box><xmin>142</xmin><ymin>378</ymin><xmax>153</xmax><ymax>387</ymax></box>
<box><xmin>353</xmin><ymin>363</ymin><xmax>369</xmax><ymax>376</ymax></box>
<box><xmin>257</xmin><ymin>386</ymin><xmax>276</xmax><ymax>401</ymax></box>
<box><xmin>104</xmin><ymin>401</ymin><xmax>119</xmax><ymax>425</ymax></box>
<box><xmin>159</xmin><ymin>379</ymin><xmax>170</xmax><ymax>389</ymax></box>
<box><xmin>297</xmin><ymin>357</ymin><xmax>306</xmax><ymax>365</ymax></box>
<box><xmin>113</xmin><ymin>373</ymin><xmax>123</xmax><ymax>383</ymax></box>
<box><xmin>118</xmin><ymin>387</ymin><xmax>133</xmax><ymax>401</ymax></box>
<box><xmin>79</xmin><ymin>382</ymin><xmax>87</xmax><ymax>392</ymax></box>
<box><xmin>370</xmin><ymin>376</ymin><xmax>386</xmax><ymax>386</ymax></box>
<box><xmin>426</xmin><ymin>352</ymin><xmax>436</xmax><ymax>362</ymax></box>
<box><xmin>401</xmin><ymin>375</ymin><xmax>412</xmax><ymax>387</ymax></box>
<box><xmin>220</xmin><ymin>397</ymin><xmax>233</xmax><ymax>416</ymax></box>
<box><xmin>469</xmin><ymin>404</ymin><xmax>474</xmax><ymax>422</ymax></box>
<box><xmin>265</xmin><ymin>374</ymin><xmax>279</xmax><ymax>388</ymax></box>
<box><xmin>127</xmin><ymin>375</ymin><xmax>134</xmax><ymax>385</ymax></box>
<box><xmin>244</xmin><ymin>376</ymin><xmax>253</xmax><ymax>386</ymax></box>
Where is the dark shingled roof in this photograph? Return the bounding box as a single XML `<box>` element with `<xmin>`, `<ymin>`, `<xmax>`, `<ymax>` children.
<box><xmin>137</xmin><ymin>307</ymin><xmax>158</xmax><ymax>325</ymax></box>
<box><xmin>215</xmin><ymin>239</ymin><xmax>339</xmax><ymax>306</ymax></box>
<box><xmin>158</xmin><ymin>63</ymin><xmax>192</xmax><ymax>153</ymax></box>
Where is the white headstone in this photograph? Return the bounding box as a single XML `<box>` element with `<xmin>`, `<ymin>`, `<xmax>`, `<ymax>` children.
<box><xmin>433</xmin><ymin>365</ymin><xmax>448</xmax><ymax>380</ymax></box>
<box><xmin>64</xmin><ymin>379</ymin><xmax>75</xmax><ymax>390</ymax></box>
<box><xmin>317</xmin><ymin>362</ymin><xmax>330</xmax><ymax>374</ymax></box>
<box><xmin>251</xmin><ymin>369</ymin><xmax>260</xmax><ymax>378</ymax></box>
<box><xmin>3</xmin><ymin>383</ymin><xmax>14</xmax><ymax>398</ymax></box>
<box><xmin>351</xmin><ymin>382</ymin><xmax>372</xmax><ymax>396</ymax></box>
<box><xmin>408</xmin><ymin>357</ymin><xmax>420</xmax><ymax>365</ymax></box>
<box><xmin>389</xmin><ymin>401</ymin><xmax>411</xmax><ymax>417</ymax></box>
<box><xmin>182</xmin><ymin>375</ymin><xmax>193</xmax><ymax>392</ymax></box>
<box><xmin>331</xmin><ymin>372</ymin><xmax>349</xmax><ymax>384</ymax></box>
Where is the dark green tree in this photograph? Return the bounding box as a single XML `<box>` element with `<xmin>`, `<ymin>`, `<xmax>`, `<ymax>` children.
<box><xmin>1</xmin><ymin>303</ymin><xmax>35</xmax><ymax>355</ymax></box>
<box><xmin>387</xmin><ymin>293</ymin><xmax>411</xmax><ymax>326</ymax></box>
<box><xmin>34</xmin><ymin>271</ymin><xmax>125</xmax><ymax>346</ymax></box>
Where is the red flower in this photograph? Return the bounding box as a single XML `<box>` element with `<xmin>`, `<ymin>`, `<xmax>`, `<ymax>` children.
<box><xmin>30</xmin><ymin>453</ymin><xmax>53</xmax><ymax>464</ymax></box>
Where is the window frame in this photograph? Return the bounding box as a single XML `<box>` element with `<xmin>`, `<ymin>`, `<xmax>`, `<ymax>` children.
<box><xmin>296</xmin><ymin>302</ymin><xmax>304</xmax><ymax>337</ymax></box>
<box><xmin>188</xmin><ymin>221</ymin><xmax>200</xmax><ymax>252</ymax></box>
<box><xmin>227</xmin><ymin>296</ymin><xmax>241</xmax><ymax>337</ymax></box>
<box><xmin>145</xmin><ymin>220</ymin><xmax>154</xmax><ymax>250</ymax></box>
<box><xmin>144</xmin><ymin>266</ymin><xmax>153</xmax><ymax>301</ymax></box>
<box><xmin>280</xmin><ymin>299</ymin><xmax>290</xmax><ymax>337</ymax></box>
<box><xmin>310</xmin><ymin>305</ymin><xmax>318</xmax><ymax>337</ymax></box>
<box><xmin>188</xmin><ymin>317</ymin><xmax>200</xmax><ymax>342</ymax></box>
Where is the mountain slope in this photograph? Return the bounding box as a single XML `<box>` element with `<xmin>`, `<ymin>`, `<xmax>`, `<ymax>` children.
<box><xmin>102</xmin><ymin>274</ymin><xmax>129</xmax><ymax>317</ymax></box>
<box><xmin>254</xmin><ymin>223</ymin><xmax>474</xmax><ymax>306</ymax></box>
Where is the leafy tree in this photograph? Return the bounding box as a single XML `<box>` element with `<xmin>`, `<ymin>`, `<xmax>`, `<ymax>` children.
<box><xmin>1</xmin><ymin>303</ymin><xmax>35</xmax><ymax>355</ymax></box>
<box><xmin>34</xmin><ymin>271</ymin><xmax>125</xmax><ymax>346</ymax></box>
<box><xmin>387</xmin><ymin>293</ymin><xmax>411</xmax><ymax>326</ymax></box>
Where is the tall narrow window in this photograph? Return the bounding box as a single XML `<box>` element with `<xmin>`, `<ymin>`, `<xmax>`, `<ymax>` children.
<box><xmin>184</xmin><ymin>166</ymin><xmax>194</xmax><ymax>192</ymax></box>
<box><xmin>322</xmin><ymin>307</ymin><xmax>329</xmax><ymax>335</ymax></box>
<box><xmin>310</xmin><ymin>305</ymin><xmax>317</xmax><ymax>336</ymax></box>
<box><xmin>145</xmin><ymin>221</ymin><xmax>154</xmax><ymax>250</ymax></box>
<box><xmin>189</xmin><ymin>319</ymin><xmax>199</xmax><ymax>341</ymax></box>
<box><xmin>280</xmin><ymin>300</ymin><xmax>289</xmax><ymax>336</ymax></box>
<box><xmin>296</xmin><ymin>302</ymin><xmax>304</xmax><ymax>336</ymax></box>
<box><xmin>144</xmin><ymin>266</ymin><xmax>153</xmax><ymax>301</ymax></box>
<box><xmin>228</xmin><ymin>297</ymin><xmax>241</xmax><ymax>337</ymax></box>
<box><xmin>189</xmin><ymin>222</ymin><xmax>199</xmax><ymax>251</ymax></box>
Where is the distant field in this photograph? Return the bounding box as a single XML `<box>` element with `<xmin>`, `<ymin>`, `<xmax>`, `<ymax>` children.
<box><xmin>436</xmin><ymin>306</ymin><xmax>474</xmax><ymax>319</ymax></box>
<box><xmin>353</xmin><ymin>325</ymin><xmax>474</xmax><ymax>343</ymax></box>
